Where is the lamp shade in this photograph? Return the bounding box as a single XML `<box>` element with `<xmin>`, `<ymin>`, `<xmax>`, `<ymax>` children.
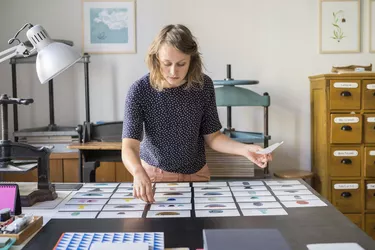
<box><xmin>26</xmin><ymin>25</ymin><xmax>81</xmax><ymax>84</ymax></box>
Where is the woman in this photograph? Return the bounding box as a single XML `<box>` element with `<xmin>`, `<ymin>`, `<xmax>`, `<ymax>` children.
<box><xmin>122</xmin><ymin>24</ymin><xmax>272</xmax><ymax>203</ymax></box>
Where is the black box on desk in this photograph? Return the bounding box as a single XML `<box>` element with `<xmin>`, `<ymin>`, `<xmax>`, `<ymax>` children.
<box><xmin>203</xmin><ymin>228</ymin><xmax>292</xmax><ymax>250</ymax></box>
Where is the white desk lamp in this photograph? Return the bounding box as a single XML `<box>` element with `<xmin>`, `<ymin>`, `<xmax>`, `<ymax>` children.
<box><xmin>0</xmin><ymin>23</ymin><xmax>81</xmax><ymax>83</ymax></box>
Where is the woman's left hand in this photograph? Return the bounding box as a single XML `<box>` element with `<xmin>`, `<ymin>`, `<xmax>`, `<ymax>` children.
<box><xmin>243</xmin><ymin>144</ymin><xmax>272</xmax><ymax>168</ymax></box>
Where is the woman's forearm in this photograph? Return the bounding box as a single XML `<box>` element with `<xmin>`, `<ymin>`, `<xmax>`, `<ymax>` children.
<box><xmin>121</xmin><ymin>138</ymin><xmax>145</xmax><ymax>176</ymax></box>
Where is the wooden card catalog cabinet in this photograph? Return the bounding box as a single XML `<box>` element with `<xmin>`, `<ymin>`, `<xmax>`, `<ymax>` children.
<box><xmin>310</xmin><ymin>73</ymin><xmax>375</xmax><ymax>236</ymax></box>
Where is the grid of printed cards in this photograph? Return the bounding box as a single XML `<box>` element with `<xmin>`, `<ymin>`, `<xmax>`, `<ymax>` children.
<box><xmin>54</xmin><ymin>182</ymin><xmax>147</xmax><ymax>219</ymax></box>
<box><xmin>53</xmin><ymin>232</ymin><xmax>164</xmax><ymax>250</ymax></box>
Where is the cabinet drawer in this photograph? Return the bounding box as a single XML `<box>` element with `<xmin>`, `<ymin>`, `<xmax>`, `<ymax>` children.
<box><xmin>331</xmin><ymin>181</ymin><xmax>362</xmax><ymax>213</ymax></box>
<box><xmin>344</xmin><ymin>213</ymin><xmax>362</xmax><ymax>229</ymax></box>
<box><xmin>330</xmin><ymin>114</ymin><xmax>362</xmax><ymax>144</ymax></box>
<box><xmin>365</xmin><ymin>214</ymin><xmax>375</xmax><ymax>240</ymax></box>
<box><xmin>364</xmin><ymin>147</ymin><xmax>375</xmax><ymax>177</ymax></box>
<box><xmin>330</xmin><ymin>80</ymin><xmax>361</xmax><ymax>110</ymax></box>
<box><xmin>329</xmin><ymin>146</ymin><xmax>361</xmax><ymax>177</ymax></box>
<box><xmin>363</xmin><ymin>80</ymin><xmax>375</xmax><ymax>110</ymax></box>
<box><xmin>366</xmin><ymin>182</ymin><xmax>375</xmax><ymax>211</ymax></box>
<box><xmin>364</xmin><ymin>114</ymin><xmax>375</xmax><ymax>143</ymax></box>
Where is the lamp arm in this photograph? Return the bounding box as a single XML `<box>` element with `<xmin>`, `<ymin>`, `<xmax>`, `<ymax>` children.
<box><xmin>0</xmin><ymin>43</ymin><xmax>30</xmax><ymax>64</ymax></box>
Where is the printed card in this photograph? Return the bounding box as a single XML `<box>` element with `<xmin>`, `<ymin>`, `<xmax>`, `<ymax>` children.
<box><xmin>232</xmin><ymin>191</ymin><xmax>272</xmax><ymax>197</ymax></box>
<box><xmin>108</xmin><ymin>198</ymin><xmax>146</xmax><ymax>204</ymax></box>
<box><xmin>282</xmin><ymin>200</ymin><xmax>327</xmax><ymax>208</ymax></box>
<box><xmin>59</xmin><ymin>204</ymin><xmax>104</xmax><ymax>211</ymax></box>
<box><xmin>116</xmin><ymin>187</ymin><xmax>134</xmax><ymax>192</ymax></box>
<box><xmin>155</xmin><ymin>187</ymin><xmax>191</xmax><ymax>193</ymax></box>
<box><xmin>241</xmin><ymin>208</ymin><xmax>288</xmax><ymax>216</ymax></box>
<box><xmin>272</xmin><ymin>190</ymin><xmax>313</xmax><ymax>196</ymax></box>
<box><xmin>78</xmin><ymin>187</ymin><xmax>115</xmax><ymax>193</ymax></box>
<box><xmin>194</xmin><ymin>191</ymin><xmax>232</xmax><ymax>198</ymax></box>
<box><xmin>73</xmin><ymin>192</ymin><xmax>112</xmax><ymax>199</ymax></box>
<box><xmin>235</xmin><ymin>196</ymin><xmax>276</xmax><ymax>202</ymax></box>
<box><xmin>150</xmin><ymin>203</ymin><xmax>192</xmax><ymax>211</ymax></box>
<box><xmin>66</xmin><ymin>199</ymin><xmax>108</xmax><ymax>205</ymax></box>
<box><xmin>277</xmin><ymin>194</ymin><xmax>320</xmax><ymax>201</ymax></box>
<box><xmin>97</xmin><ymin>211</ymin><xmax>143</xmax><ymax>218</ymax></box>
<box><xmin>147</xmin><ymin>210</ymin><xmax>191</xmax><ymax>218</ymax></box>
<box><xmin>195</xmin><ymin>209</ymin><xmax>240</xmax><ymax>217</ymax></box>
<box><xmin>230</xmin><ymin>186</ymin><xmax>268</xmax><ymax>191</ymax></box>
<box><xmin>229</xmin><ymin>181</ymin><xmax>264</xmax><ymax>186</ymax></box>
<box><xmin>53</xmin><ymin>211</ymin><xmax>98</xmax><ymax>219</ymax></box>
<box><xmin>83</xmin><ymin>183</ymin><xmax>119</xmax><ymax>188</ymax></box>
<box><xmin>194</xmin><ymin>203</ymin><xmax>237</xmax><ymax>210</ymax></box>
<box><xmin>155</xmin><ymin>183</ymin><xmax>190</xmax><ymax>188</ymax></box>
<box><xmin>238</xmin><ymin>202</ymin><xmax>282</xmax><ymax>209</ymax></box>
<box><xmin>154</xmin><ymin>197</ymin><xmax>191</xmax><ymax>204</ymax></box>
<box><xmin>192</xmin><ymin>182</ymin><xmax>228</xmax><ymax>187</ymax></box>
<box><xmin>111</xmin><ymin>193</ymin><xmax>134</xmax><ymax>198</ymax></box>
<box><xmin>194</xmin><ymin>197</ymin><xmax>234</xmax><ymax>203</ymax></box>
<box><xmin>269</xmin><ymin>185</ymin><xmax>308</xmax><ymax>190</ymax></box>
<box><xmin>102</xmin><ymin>204</ymin><xmax>145</xmax><ymax>211</ymax></box>
<box><xmin>119</xmin><ymin>183</ymin><xmax>134</xmax><ymax>187</ymax></box>
<box><xmin>265</xmin><ymin>180</ymin><xmax>301</xmax><ymax>186</ymax></box>
<box><xmin>154</xmin><ymin>192</ymin><xmax>192</xmax><ymax>198</ymax></box>
<box><xmin>194</xmin><ymin>186</ymin><xmax>230</xmax><ymax>192</ymax></box>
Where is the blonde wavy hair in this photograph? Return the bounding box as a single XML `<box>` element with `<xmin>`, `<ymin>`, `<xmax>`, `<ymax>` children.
<box><xmin>146</xmin><ymin>24</ymin><xmax>204</xmax><ymax>91</ymax></box>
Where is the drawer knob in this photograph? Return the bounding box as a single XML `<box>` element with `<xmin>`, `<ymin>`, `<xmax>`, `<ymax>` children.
<box><xmin>341</xmin><ymin>192</ymin><xmax>352</xmax><ymax>198</ymax></box>
<box><xmin>341</xmin><ymin>159</ymin><xmax>352</xmax><ymax>164</ymax></box>
<box><xmin>341</xmin><ymin>91</ymin><xmax>352</xmax><ymax>97</ymax></box>
<box><xmin>341</xmin><ymin>125</ymin><xmax>352</xmax><ymax>131</ymax></box>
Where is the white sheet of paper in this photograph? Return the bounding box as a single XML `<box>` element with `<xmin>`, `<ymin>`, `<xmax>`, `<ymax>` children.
<box><xmin>97</xmin><ymin>211</ymin><xmax>143</xmax><ymax>218</ymax></box>
<box><xmin>229</xmin><ymin>181</ymin><xmax>264</xmax><ymax>186</ymax></box>
<box><xmin>90</xmin><ymin>243</ymin><xmax>148</xmax><ymax>250</ymax></box>
<box><xmin>59</xmin><ymin>204</ymin><xmax>104</xmax><ymax>211</ymax></box>
<box><xmin>241</xmin><ymin>208</ymin><xmax>288</xmax><ymax>216</ymax></box>
<box><xmin>306</xmin><ymin>243</ymin><xmax>365</xmax><ymax>250</ymax></box>
<box><xmin>66</xmin><ymin>198</ymin><xmax>108</xmax><ymax>205</ymax></box>
<box><xmin>194</xmin><ymin>191</ymin><xmax>233</xmax><ymax>197</ymax></box>
<box><xmin>194</xmin><ymin>203</ymin><xmax>237</xmax><ymax>210</ymax></box>
<box><xmin>272</xmin><ymin>190</ymin><xmax>313</xmax><ymax>196</ymax></box>
<box><xmin>108</xmin><ymin>198</ymin><xmax>146</xmax><ymax>204</ymax></box>
<box><xmin>102</xmin><ymin>204</ymin><xmax>145</xmax><ymax>211</ymax></box>
<box><xmin>195</xmin><ymin>209</ymin><xmax>240</xmax><ymax>217</ymax></box>
<box><xmin>192</xmin><ymin>182</ymin><xmax>228</xmax><ymax>187</ymax></box>
<box><xmin>265</xmin><ymin>180</ymin><xmax>301</xmax><ymax>185</ymax></box>
<box><xmin>154</xmin><ymin>197</ymin><xmax>191</xmax><ymax>204</ymax></box>
<box><xmin>230</xmin><ymin>186</ymin><xmax>268</xmax><ymax>191</ymax></box>
<box><xmin>277</xmin><ymin>194</ymin><xmax>320</xmax><ymax>201</ymax></box>
<box><xmin>78</xmin><ymin>187</ymin><xmax>115</xmax><ymax>193</ymax></box>
<box><xmin>235</xmin><ymin>196</ymin><xmax>276</xmax><ymax>202</ymax></box>
<box><xmin>194</xmin><ymin>186</ymin><xmax>230</xmax><ymax>192</ymax></box>
<box><xmin>154</xmin><ymin>192</ymin><xmax>191</xmax><ymax>198</ymax></box>
<box><xmin>73</xmin><ymin>192</ymin><xmax>112</xmax><ymax>199</ymax></box>
<box><xmin>256</xmin><ymin>141</ymin><xmax>284</xmax><ymax>154</ymax></box>
<box><xmin>150</xmin><ymin>203</ymin><xmax>192</xmax><ymax>210</ymax></box>
<box><xmin>155</xmin><ymin>182</ymin><xmax>190</xmax><ymax>187</ymax></box>
<box><xmin>118</xmin><ymin>183</ymin><xmax>134</xmax><ymax>187</ymax></box>
<box><xmin>116</xmin><ymin>187</ymin><xmax>133</xmax><ymax>192</ymax></box>
<box><xmin>269</xmin><ymin>185</ymin><xmax>308</xmax><ymax>190</ymax></box>
<box><xmin>111</xmin><ymin>193</ymin><xmax>134</xmax><ymax>198</ymax></box>
<box><xmin>155</xmin><ymin>187</ymin><xmax>192</xmax><ymax>193</ymax></box>
<box><xmin>83</xmin><ymin>183</ymin><xmax>119</xmax><ymax>188</ymax></box>
<box><xmin>194</xmin><ymin>197</ymin><xmax>234</xmax><ymax>203</ymax></box>
<box><xmin>282</xmin><ymin>199</ymin><xmax>327</xmax><ymax>208</ymax></box>
<box><xmin>238</xmin><ymin>202</ymin><xmax>282</xmax><ymax>209</ymax></box>
<box><xmin>147</xmin><ymin>210</ymin><xmax>190</xmax><ymax>218</ymax></box>
<box><xmin>53</xmin><ymin>211</ymin><xmax>98</xmax><ymax>219</ymax></box>
<box><xmin>232</xmin><ymin>191</ymin><xmax>273</xmax><ymax>196</ymax></box>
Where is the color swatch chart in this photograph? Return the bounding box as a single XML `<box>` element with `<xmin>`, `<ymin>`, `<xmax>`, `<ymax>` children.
<box><xmin>53</xmin><ymin>180</ymin><xmax>327</xmax><ymax>219</ymax></box>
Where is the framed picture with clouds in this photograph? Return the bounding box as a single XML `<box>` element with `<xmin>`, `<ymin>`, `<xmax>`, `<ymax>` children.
<box><xmin>82</xmin><ymin>0</ymin><xmax>136</xmax><ymax>53</ymax></box>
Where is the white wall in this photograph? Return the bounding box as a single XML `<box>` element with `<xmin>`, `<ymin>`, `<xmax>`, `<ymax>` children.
<box><xmin>0</xmin><ymin>0</ymin><xmax>373</xmax><ymax>172</ymax></box>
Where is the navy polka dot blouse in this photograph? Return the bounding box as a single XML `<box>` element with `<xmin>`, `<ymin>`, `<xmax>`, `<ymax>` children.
<box><xmin>122</xmin><ymin>73</ymin><xmax>222</xmax><ymax>174</ymax></box>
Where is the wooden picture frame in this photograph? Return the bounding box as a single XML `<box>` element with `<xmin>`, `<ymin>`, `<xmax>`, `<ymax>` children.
<box><xmin>370</xmin><ymin>0</ymin><xmax>375</xmax><ymax>52</ymax></box>
<box><xmin>319</xmin><ymin>0</ymin><xmax>361</xmax><ymax>53</ymax></box>
<box><xmin>82</xmin><ymin>0</ymin><xmax>136</xmax><ymax>54</ymax></box>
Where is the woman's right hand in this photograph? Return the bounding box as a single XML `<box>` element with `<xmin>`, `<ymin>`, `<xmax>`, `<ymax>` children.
<box><xmin>133</xmin><ymin>169</ymin><xmax>155</xmax><ymax>203</ymax></box>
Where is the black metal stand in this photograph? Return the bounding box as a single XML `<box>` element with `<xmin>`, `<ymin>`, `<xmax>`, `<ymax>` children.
<box><xmin>0</xmin><ymin>94</ymin><xmax>57</xmax><ymax>207</ymax></box>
